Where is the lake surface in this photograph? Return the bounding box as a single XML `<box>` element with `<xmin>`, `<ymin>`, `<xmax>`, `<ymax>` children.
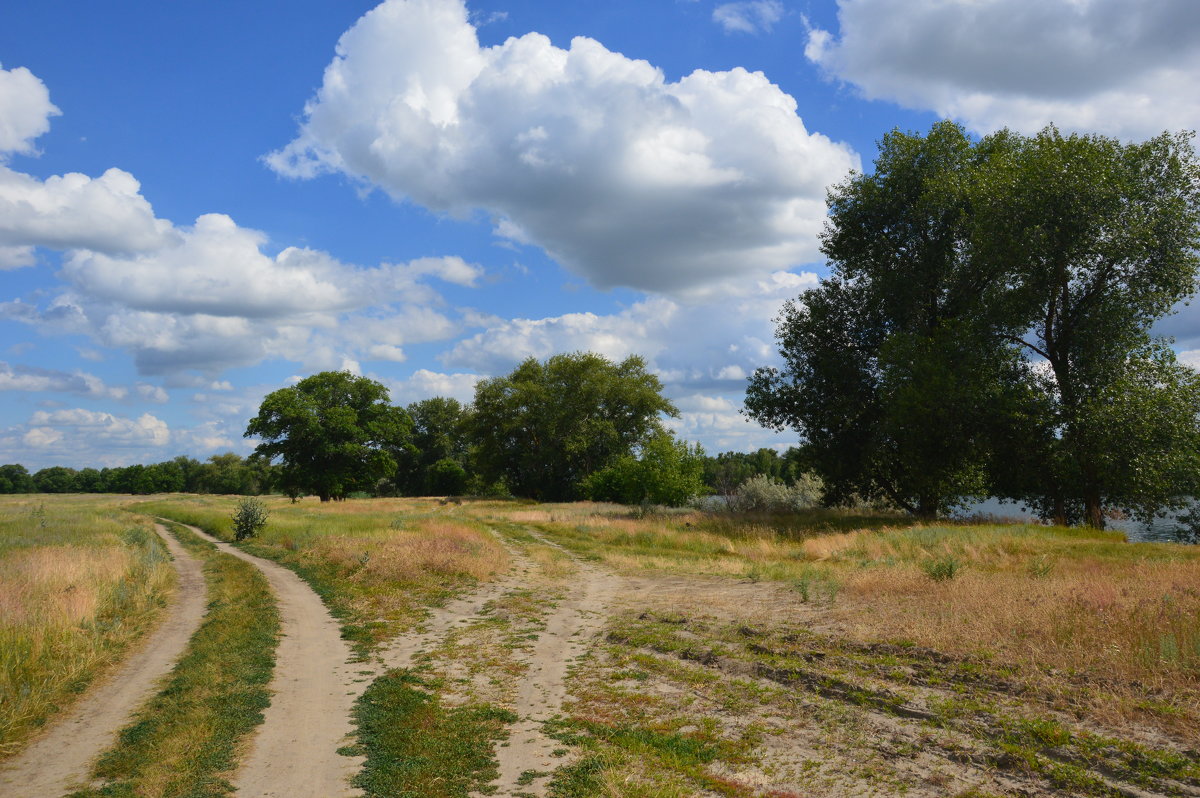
<box><xmin>961</xmin><ymin>497</ymin><xmax>1198</xmax><ymax>544</ymax></box>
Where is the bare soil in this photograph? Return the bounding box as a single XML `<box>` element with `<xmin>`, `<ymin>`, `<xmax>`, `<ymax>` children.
<box><xmin>0</xmin><ymin>524</ymin><xmax>207</xmax><ymax>798</ymax></box>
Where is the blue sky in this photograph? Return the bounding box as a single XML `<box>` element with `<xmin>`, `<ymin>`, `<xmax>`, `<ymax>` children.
<box><xmin>2</xmin><ymin>0</ymin><xmax>1199</xmax><ymax>469</ymax></box>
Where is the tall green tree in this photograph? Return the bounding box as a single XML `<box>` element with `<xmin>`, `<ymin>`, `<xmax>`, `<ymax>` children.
<box><xmin>747</xmin><ymin>122</ymin><xmax>1018</xmax><ymax>516</ymax></box>
<box><xmin>471</xmin><ymin>352</ymin><xmax>677</xmax><ymax>501</ymax></box>
<box><xmin>245</xmin><ymin>371</ymin><xmax>413</xmax><ymax>502</ymax></box>
<box><xmin>747</xmin><ymin>122</ymin><xmax>1200</xmax><ymax>525</ymax></box>
<box><xmin>979</xmin><ymin>128</ymin><xmax>1200</xmax><ymax>526</ymax></box>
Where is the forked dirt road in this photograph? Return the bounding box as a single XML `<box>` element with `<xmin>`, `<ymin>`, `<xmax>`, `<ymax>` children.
<box><xmin>175</xmin><ymin>522</ymin><xmax>365</xmax><ymax>798</ymax></box>
<box><xmin>0</xmin><ymin>524</ymin><xmax>208</xmax><ymax>798</ymax></box>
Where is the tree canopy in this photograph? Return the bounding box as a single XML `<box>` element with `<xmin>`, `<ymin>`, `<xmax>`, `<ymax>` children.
<box><xmin>245</xmin><ymin>371</ymin><xmax>412</xmax><ymax>502</ymax></box>
<box><xmin>747</xmin><ymin>122</ymin><xmax>1200</xmax><ymax>525</ymax></box>
<box><xmin>471</xmin><ymin>352</ymin><xmax>678</xmax><ymax>501</ymax></box>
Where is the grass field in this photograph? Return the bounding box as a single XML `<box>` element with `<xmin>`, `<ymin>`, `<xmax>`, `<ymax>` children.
<box><xmin>5</xmin><ymin>494</ymin><xmax>1198</xmax><ymax>797</ymax></box>
<box><xmin>0</xmin><ymin>495</ymin><xmax>174</xmax><ymax>759</ymax></box>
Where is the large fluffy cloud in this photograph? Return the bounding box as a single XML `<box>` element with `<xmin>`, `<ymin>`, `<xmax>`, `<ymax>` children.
<box><xmin>0</xmin><ymin>166</ymin><xmax>174</xmax><ymax>255</ymax></box>
<box><xmin>268</xmin><ymin>0</ymin><xmax>857</xmax><ymax>292</ymax></box>
<box><xmin>0</xmin><ymin>64</ymin><xmax>59</xmax><ymax>157</ymax></box>
<box><xmin>805</xmin><ymin>0</ymin><xmax>1200</xmax><ymax>138</ymax></box>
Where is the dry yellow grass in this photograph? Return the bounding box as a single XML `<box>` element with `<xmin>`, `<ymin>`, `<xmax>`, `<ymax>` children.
<box><xmin>485</xmin><ymin>503</ymin><xmax>1200</xmax><ymax>737</ymax></box>
<box><xmin>0</xmin><ymin>496</ymin><xmax>174</xmax><ymax>758</ymax></box>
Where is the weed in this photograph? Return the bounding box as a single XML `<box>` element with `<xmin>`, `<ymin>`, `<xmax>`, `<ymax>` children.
<box><xmin>921</xmin><ymin>555</ymin><xmax>963</xmax><ymax>582</ymax></box>
<box><xmin>231</xmin><ymin>497</ymin><xmax>268</xmax><ymax>541</ymax></box>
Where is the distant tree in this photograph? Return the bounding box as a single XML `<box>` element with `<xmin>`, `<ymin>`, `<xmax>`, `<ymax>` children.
<box><xmin>0</xmin><ymin>464</ymin><xmax>36</xmax><ymax>494</ymax></box>
<box><xmin>199</xmin><ymin>453</ymin><xmax>257</xmax><ymax>495</ymax></box>
<box><xmin>73</xmin><ymin>467</ymin><xmax>104</xmax><ymax>493</ymax></box>
<box><xmin>583</xmin><ymin>432</ymin><xmax>707</xmax><ymax>507</ymax></box>
<box><xmin>426</xmin><ymin>457</ymin><xmax>469</xmax><ymax>496</ymax></box>
<box><xmin>388</xmin><ymin>397</ymin><xmax>471</xmax><ymax>496</ymax></box>
<box><xmin>33</xmin><ymin>466</ymin><xmax>78</xmax><ymax>493</ymax></box>
<box><xmin>141</xmin><ymin>461</ymin><xmax>185</xmax><ymax>493</ymax></box>
<box><xmin>169</xmin><ymin>456</ymin><xmax>205</xmax><ymax>493</ymax></box>
<box><xmin>472</xmin><ymin>353</ymin><xmax>678</xmax><ymax>501</ymax></box>
<box><xmin>245</xmin><ymin>371</ymin><xmax>413</xmax><ymax>502</ymax></box>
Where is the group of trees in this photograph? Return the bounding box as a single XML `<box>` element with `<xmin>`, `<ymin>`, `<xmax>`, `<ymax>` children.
<box><xmin>0</xmin><ymin>453</ymin><xmax>274</xmax><ymax>496</ymax></box>
<box><xmin>747</xmin><ymin>122</ymin><xmax>1200</xmax><ymax>527</ymax></box>
<box><xmin>245</xmin><ymin>353</ymin><xmax>706</xmax><ymax>504</ymax></box>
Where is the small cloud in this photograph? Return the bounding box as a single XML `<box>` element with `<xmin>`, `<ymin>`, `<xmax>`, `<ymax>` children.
<box><xmin>713</xmin><ymin>0</ymin><xmax>784</xmax><ymax>34</ymax></box>
<box><xmin>470</xmin><ymin>9</ymin><xmax>508</xmax><ymax>26</ymax></box>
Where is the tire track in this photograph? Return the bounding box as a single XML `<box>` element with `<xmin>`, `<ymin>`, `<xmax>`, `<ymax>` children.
<box><xmin>0</xmin><ymin>523</ymin><xmax>207</xmax><ymax>798</ymax></box>
<box><xmin>479</xmin><ymin>530</ymin><xmax>623</xmax><ymax>798</ymax></box>
<box><xmin>174</xmin><ymin>522</ymin><xmax>363</xmax><ymax>798</ymax></box>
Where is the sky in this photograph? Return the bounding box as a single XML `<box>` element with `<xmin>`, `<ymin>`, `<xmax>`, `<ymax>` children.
<box><xmin>2</xmin><ymin>0</ymin><xmax>1200</xmax><ymax>470</ymax></box>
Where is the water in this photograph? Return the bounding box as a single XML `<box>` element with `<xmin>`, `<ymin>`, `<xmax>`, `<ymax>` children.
<box><xmin>961</xmin><ymin>497</ymin><xmax>1198</xmax><ymax>544</ymax></box>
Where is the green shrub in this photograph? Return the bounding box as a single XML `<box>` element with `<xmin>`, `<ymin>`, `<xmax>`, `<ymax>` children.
<box><xmin>231</xmin><ymin>497</ymin><xmax>268</xmax><ymax>541</ymax></box>
<box><xmin>921</xmin><ymin>555</ymin><xmax>962</xmax><ymax>582</ymax></box>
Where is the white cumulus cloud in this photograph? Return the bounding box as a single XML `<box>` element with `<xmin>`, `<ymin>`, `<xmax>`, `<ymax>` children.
<box><xmin>0</xmin><ymin>166</ymin><xmax>175</xmax><ymax>255</ymax></box>
<box><xmin>0</xmin><ymin>361</ymin><xmax>132</xmax><ymax>400</ymax></box>
<box><xmin>805</xmin><ymin>0</ymin><xmax>1200</xmax><ymax>138</ymax></box>
<box><xmin>0</xmin><ymin>64</ymin><xmax>59</xmax><ymax>157</ymax></box>
<box><xmin>268</xmin><ymin>0</ymin><xmax>857</xmax><ymax>292</ymax></box>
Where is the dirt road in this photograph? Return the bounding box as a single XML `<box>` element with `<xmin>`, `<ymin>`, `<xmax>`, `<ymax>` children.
<box><xmin>0</xmin><ymin>524</ymin><xmax>208</xmax><ymax>798</ymax></box>
<box><xmin>176</xmin><ymin>522</ymin><xmax>364</xmax><ymax>798</ymax></box>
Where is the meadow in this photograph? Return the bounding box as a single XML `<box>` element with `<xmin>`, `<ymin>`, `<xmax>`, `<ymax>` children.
<box><xmin>4</xmin><ymin>494</ymin><xmax>1198</xmax><ymax>797</ymax></box>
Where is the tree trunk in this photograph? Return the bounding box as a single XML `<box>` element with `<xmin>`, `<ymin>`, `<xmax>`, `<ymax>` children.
<box><xmin>319</xmin><ymin>493</ymin><xmax>331</xmax><ymax>502</ymax></box>
<box><xmin>916</xmin><ymin>494</ymin><xmax>938</xmax><ymax>521</ymax></box>
<box><xmin>1084</xmin><ymin>490</ymin><xmax>1105</xmax><ymax>529</ymax></box>
<box><xmin>1051</xmin><ymin>496</ymin><xmax>1067</xmax><ymax>527</ymax></box>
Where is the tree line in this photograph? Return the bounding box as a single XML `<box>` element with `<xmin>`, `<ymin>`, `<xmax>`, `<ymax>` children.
<box><xmin>0</xmin><ymin>453</ymin><xmax>274</xmax><ymax>496</ymax></box>
<box><xmin>243</xmin><ymin>352</ymin><xmax>709</xmax><ymax>505</ymax></box>
<box><xmin>747</xmin><ymin>122</ymin><xmax>1200</xmax><ymax>528</ymax></box>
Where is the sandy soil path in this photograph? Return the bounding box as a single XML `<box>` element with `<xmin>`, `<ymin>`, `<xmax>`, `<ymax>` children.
<box><xmin>175</xmin><ymin>522</ymin><xmax>364</xmax><ymax>798</ymax></box>
<box><xmin>480</xmin><ymin>532</ymin><xmax>623</xmax><ymax>798</ymax></box>
<box><xmin>0</xmin><ymin>523</ymin><xmax>208</xmax><ymax>798</ymax></box>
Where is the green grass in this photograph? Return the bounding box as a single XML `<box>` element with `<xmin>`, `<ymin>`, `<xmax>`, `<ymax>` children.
<box><xmin>0</xmin><ymin>496</ymin><xmax>174</xmax><ymax>759</ymax></box>
<box><xmin>68</xmin><ymin>522</ymin><xmax>278</xmax><ymax>797</ymax></box>
<box><xmin>349</xmin><ymin>669</ymin><xmax>516</xmax><ymax>798</ymax></box>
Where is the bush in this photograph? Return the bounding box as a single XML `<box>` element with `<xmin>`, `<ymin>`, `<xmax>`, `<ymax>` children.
<box><xmin>921</xmin><ymin>555</ymin><xmax>962</xmax><ymax>582</ymax></box>
<box><xmin>231</xmin><ymin>497</ymin><xmax>268</xmax><ymax>541</ymax></box>
<box><xmin>582</xmin><ymin>433</ymin><xmax>707</xmax><ymax>508</ymax></box>
<box><xmin>730</xmin><ymin>474</ymin><xmax>822</xmax><ymax>512</ymax></box>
